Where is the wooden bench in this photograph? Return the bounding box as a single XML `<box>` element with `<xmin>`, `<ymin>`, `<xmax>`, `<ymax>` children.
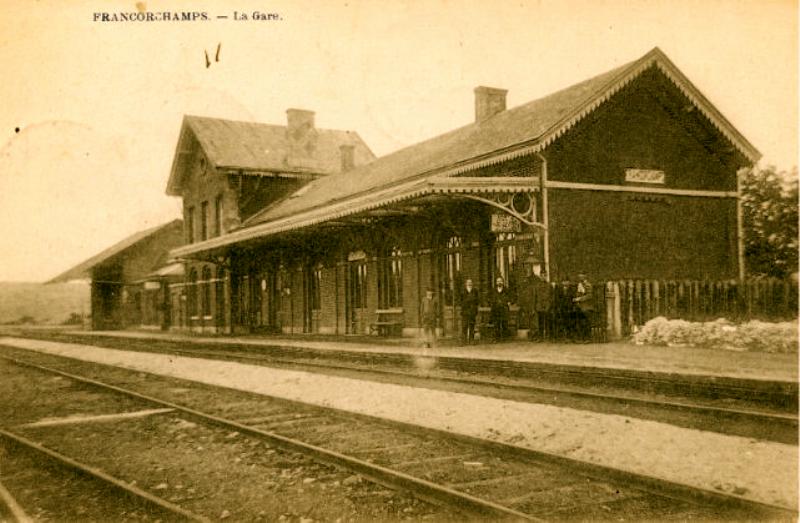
<box><xmin>370</xmin><ymin>308</ymin><xmax>404</xmax><ymax>336</ymax></box>
<box><xmin>476</xmin><ymin>306</ymin><xmax>492</xmax><ymax>341</ymax></box>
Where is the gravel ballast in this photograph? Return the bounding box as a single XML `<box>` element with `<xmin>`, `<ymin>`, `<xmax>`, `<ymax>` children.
<box><xmin>2</xmin><ymin>337</ymin><xmax>796</xmax><ymax>510</ymax></box>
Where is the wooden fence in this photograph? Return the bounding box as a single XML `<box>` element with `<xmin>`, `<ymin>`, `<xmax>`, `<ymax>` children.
<box><xmin>614</xmin><ymin>279</ymin><xmax>798</xmax><ymax>336</ymax></box>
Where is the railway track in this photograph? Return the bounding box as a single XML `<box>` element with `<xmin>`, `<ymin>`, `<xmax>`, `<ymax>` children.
<box><xmin>11</xmin><ymin>332</ymin><xmax>796</xmax><ymax>444</ymax></box>
<box><xmin>0</xmin><ymin>428</ymin><xmax>206</xmax><ymax>523</ymax></box>
<box><xmin>0</xmin><ymin>348</ymin><xmax>794</xmax><ymax>521</ymax></box>
<box><xmin>149</xmin><ymin>344</ymin><xmax>799</xmax><ymax>436</ymax></box>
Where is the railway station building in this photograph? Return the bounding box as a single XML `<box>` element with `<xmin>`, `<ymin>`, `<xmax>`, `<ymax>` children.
<box><xmin>165</xmin><ymin>47</ymin><xmax>759</xmax><ymax>338</ymax></box>
<box><xmin>49</xmin><ymin>219</ymin><xmax>184</xmax><ymax>330</ymax></box>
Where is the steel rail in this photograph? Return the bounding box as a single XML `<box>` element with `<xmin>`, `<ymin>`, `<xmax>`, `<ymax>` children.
<box><xmin>2</xmin><ymin>352</ymin><xmax>796</xmax><ymax>520</ymax></box>
<box><xmin>0</xmin><ymin>479</ymin><xmax>33</xmax><ymax>523</ymax></box>
<box><xmin>0</xmin><ymin>354</ymin><xmax>538</xmax><ymax>521</ymax></box>
<box><xmin>0</xmin><ymin>428</ymin><xmax>209</xmax><ymax>523</ymax></box>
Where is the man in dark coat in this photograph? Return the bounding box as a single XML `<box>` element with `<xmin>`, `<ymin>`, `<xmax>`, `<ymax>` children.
<box><xmin>460</xmin><ymin>278</ymin><xmax>479</xmax><ymax>345</ymax></box>
<box><xmin>490</xmin><ymin>276</ymin><xmax>511</xmax><ymax>341</ymax></box>
<box><xmin>531</xmin><ymin>266</ymin><xmax>553</xmax><ymax>341</ymax></box>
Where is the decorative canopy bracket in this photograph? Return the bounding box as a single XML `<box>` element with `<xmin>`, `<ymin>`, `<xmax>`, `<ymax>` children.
<box><xmin>462</xmin><ymin>191</ymin><xmax>545</xmax><ymax>229</ymax></box>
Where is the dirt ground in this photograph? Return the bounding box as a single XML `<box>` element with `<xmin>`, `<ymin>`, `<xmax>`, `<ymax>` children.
<box><xmin>0</xmin><ymin>358</ymin><xmax>459</xmax><ymax>522</ymax></box>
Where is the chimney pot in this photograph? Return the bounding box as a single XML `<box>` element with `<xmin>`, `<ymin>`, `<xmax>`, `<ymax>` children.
<box><xmin>340</xmin><ymin>144</ymin><xmax>355</xmax><ymax>172</ymax></box>
<box><xmin>474</xmin><ymin>86</ymin><xmax>507</xmax><ymax>123</ymax></box>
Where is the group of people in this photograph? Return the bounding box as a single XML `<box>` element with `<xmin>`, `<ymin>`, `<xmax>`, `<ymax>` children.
<box><xmin>420</xmin><ymin>270</ymin><xmax>596</xmax><ymax>347</ymax></box>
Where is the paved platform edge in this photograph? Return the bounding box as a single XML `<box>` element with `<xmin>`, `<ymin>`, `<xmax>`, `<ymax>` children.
<box><xmin>57</xmin><ymin>330</ymin><xmax>799</xmax><ymax>395</ymax></box>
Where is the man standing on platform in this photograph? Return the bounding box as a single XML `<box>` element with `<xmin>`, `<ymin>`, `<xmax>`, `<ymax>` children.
<box><xmin>490</xmin><ymin>277</ymin><xmax>511</xmax><ymax>341</ymax></box>
<box><xmin>573</xmin><ymin>272</ymin><xmax>594</xmax><ymax>343</ymax></box>
<box><xmin>460</xmin><ymin>278</ymin><xmax>479</xmax><ymax>345</ymax></box>
<box><xmin>531</xmin><ymin>264</ymin><xmax>553</xmax><ymax>341</ymax></box>
<box><xmin>420</xmin><ymin>288</ymin><xmax>440</xmax><ymax>348</ymax></box>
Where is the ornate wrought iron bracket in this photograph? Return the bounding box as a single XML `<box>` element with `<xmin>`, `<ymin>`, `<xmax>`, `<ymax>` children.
<box><xmin>462</xmin><ymin>192</ymin><xmax>546</xmax><ymax>229</ymax></box>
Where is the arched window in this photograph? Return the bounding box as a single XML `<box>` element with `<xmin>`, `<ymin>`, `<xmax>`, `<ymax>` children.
<box><xmin>378</xmin><ymin>246</ymin><xmax>403</xmax><ymax>308</ymax></box>
<box><xmin>188</xmin><ymin>269</ymin><xmax>198</xmax><ymax>317</ymax></box>
<box><xmin>444</xmin><ymin>236</ymin><xmax>462</xmax><ymax>305</ymax></box>
<box><xmin>202</xmin><ymin>266</ymin><xmax>212</xmax><ymax>316</ymax></box>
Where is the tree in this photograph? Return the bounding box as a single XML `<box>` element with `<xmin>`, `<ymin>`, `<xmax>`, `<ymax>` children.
<box><xmin>740</xmin><ymin>166</ymin><xmax>798</xmax><ymax>279</ymax></box>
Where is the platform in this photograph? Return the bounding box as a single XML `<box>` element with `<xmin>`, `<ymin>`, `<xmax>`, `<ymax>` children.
<box><xmin>62</xmin><ymin>328</ymin><xmax>798</xmax><ymax>384</ymax></box>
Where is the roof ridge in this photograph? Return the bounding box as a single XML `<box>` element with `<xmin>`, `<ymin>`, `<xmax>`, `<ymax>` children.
<box><xmin>242</xmin><ymin>54</ymin><xmax>646</xmax><ymax>226</ymax></box>
<box><xmin>238</xmin><ymin>47</ymin><xmax>756</xmax><ymax>230</ymax></box>
<box><xmin>183</xmin><ymin>114</ymin><xmax>362</xmax><ymax>136</ymax></box>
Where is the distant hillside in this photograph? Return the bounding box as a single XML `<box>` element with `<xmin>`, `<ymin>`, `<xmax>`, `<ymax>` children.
<box><xmin>0</xmin><ymin>281</ymin><xmax>90</xmax><ymax>325</ymax></box>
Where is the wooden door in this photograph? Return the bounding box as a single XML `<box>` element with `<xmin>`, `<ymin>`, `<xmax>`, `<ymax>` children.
<box><xmin>346</xmin><ymin>260</ymin><xmax>368</xmax><ymax>334</ymax></box>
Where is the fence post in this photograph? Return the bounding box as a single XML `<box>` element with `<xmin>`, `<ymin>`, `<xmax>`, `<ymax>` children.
<box><xmin>605</xmin><ymin>281</ymin><xmax>622</xmax><ymax>340</ymax></box>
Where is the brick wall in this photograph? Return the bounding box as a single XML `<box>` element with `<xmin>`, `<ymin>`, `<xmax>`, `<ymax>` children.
<box><xmin>180</xmin><ymin>137</ymin><xmax>240</xmax><ymax>243</ymax></box>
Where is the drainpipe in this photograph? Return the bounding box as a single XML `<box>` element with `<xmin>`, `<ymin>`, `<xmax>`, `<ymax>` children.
<box><xmin>535</xmin><ymin>151</ymin><xmax>551</xmax><ymax>282</ymax></box>
<box><xmin>736</xmin><ymin>167</ymin><xmax>747</xmax><ymax>282</ymax></box>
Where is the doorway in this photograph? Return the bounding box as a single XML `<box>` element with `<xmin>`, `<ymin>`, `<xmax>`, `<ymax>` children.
<box><xmin>345</xmin><ymin>255</ymin><xmax>368</xmax><ymax>334</ymax></box>
<box><xmin>302</xmin><ymin>265</ymin><xmax>321</xmax><ymax>333</ymax></box>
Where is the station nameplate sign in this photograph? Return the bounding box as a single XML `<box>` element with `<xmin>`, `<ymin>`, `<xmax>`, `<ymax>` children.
<box><xmin>491</xmin><ymin>213</ymin><xmax>521</xmax><ymax>233</ymax></box>
<box><xmin>347</xmin><ymin>250</ymin><xmax>367</xmax><ymax>261</ymax></box>
<box><xmin>143</xmin><ymin>281</ymin><xmax>161</xmax><ymax>290</ymax></box>
<box><xmin>625</xmin><ymin>169</ymin><xmax>665</xmax><ymax>184</ymax></box>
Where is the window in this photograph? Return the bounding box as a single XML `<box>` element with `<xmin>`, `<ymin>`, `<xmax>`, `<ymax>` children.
<box><xmin>214</xmin><ymin>194</ymin><xmax>223</xmax><ymax>237</ymax></box>
<box><xmin>215</xmin><ymin>267</ymin><xmax>226</xmax><ymax>328</ymax></box>
<box><xmin>378</xmin><ymin>246</ymin><xmax>403</xmax><ymax>308</ymax></box>
<box><xmin>495</xmin><ymin>232</ymin><xmax>517</xmax><ymax>283</ymax></box>
<box><xmin>186</xmin><ymin>206</ymin><xmax>195</xmax><ymax>243</ymax></box>
<box><xmin>200</xmin><ymin>201</ymin><xmax>209</xmax><ymax>241</ymax></box>
<box><xmin>444</xmin><ymin>236</ymin><xmax>462</xmax><ymax>306</ymax></box>
<box><xmin>188</xmin><ymin>269</ymin><xmax>198</xmax><ymax>317</ymax></box>
<box><xmin>202</xmin><ymin>266</ymin><xmax>212</xmax><ymax>316</ymax></box>
<box><xmin>349</xmin><ymin>261</ymin><xmax>368</xmax><ymax>310</ymax></box>
<box><xmin>311</xmin><ymin>266</ymin><xmax>322</xmax><ymax>311</ymax></box>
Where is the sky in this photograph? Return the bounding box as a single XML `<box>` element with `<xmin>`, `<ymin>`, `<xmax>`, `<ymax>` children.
<box><xmin>0</xmin><ymin>0</ymin><xmax>797</xmax><ymax>282</ymax></box>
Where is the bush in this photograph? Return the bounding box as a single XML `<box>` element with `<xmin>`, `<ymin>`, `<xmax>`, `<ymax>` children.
<box><xmin>633</xmin><ymin>316</ymin><xmax>797</xmax><ymax>353</ymax></box>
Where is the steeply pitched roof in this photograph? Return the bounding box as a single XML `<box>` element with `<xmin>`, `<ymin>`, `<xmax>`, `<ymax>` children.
<box><xmin>48</xmin><ymin>219</ymin><xmax>183</xmax><ymax>283</ymax></box>
<box><xmin>242</xmin><ymin>47</ymin><xmax>758</xmax><ymax>228</ymax></box>
<box><xmin>171</xmin><ymin>47</ymin><xmax>760</xmax><ymax>259</ymax></box>
<box><xmin>165</xmin><ymin>116</ymin><xmax>375</xmax><ymax>195</ymax></box>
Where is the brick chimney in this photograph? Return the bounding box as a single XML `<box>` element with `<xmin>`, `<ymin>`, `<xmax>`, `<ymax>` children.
<box><xmin>286</xmin><ymin>108</ymin><xmax>315</xmax><ymax>140</ymax></box>
<box><xmin>286</xmin><ymin>108</ymin><xmax>319</xmax><ymax>168</ymax></box>
<box><xmin>340</xmin><ymin>144</ymin><xmax>355</xmax><ymax>172</ymax></box>
<box><xmin>474</xmin><ymin>86</ymin><xmax>507</xmax><ymax>123</ymax></box>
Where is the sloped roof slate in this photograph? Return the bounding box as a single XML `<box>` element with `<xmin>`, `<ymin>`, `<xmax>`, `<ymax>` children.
<box><xmin>165</xmin><ymin>116</ymin><xmax>375</xmax><ymax>195</ymax></box>
<box><xmin>242</xmin><ymin>47</ymin><xmax>758</xmax><ymax>227</ymax></box>
<box><xmin>48</xmin><ymin>219</ymin><xmax>183</xmax><ymax>283</ymax></box>
<box><xmin>171</xmin><ymin>47</ymin><xmax>760</xmax><ymax>259</ymax></box>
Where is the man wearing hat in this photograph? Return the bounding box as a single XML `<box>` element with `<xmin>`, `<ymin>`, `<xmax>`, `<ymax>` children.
<box><xmin>460</xmin><ymin>278</ymin><xmax>479</xmax><ymax>345</ymax></box>
<box><xmin>490</xmin><ymin>276</ymin><xmax>511</xmax><ymax>341</ymax></box>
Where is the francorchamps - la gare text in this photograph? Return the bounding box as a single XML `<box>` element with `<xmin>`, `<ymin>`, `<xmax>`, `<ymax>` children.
<box><xmin>93</xmin><ymin>11</ymin><xmax>208</xmax><ymax>22</ymax></box>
